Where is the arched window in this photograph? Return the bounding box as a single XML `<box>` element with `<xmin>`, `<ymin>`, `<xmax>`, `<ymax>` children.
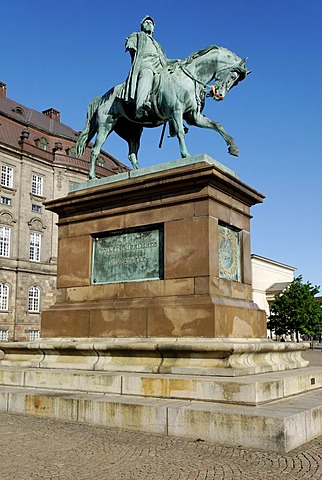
<box><xmin>28</xmin><ymin>286</ymin><xmax>41</xmax><ymax>312</ymax></box>
<box><xmin>38</xmin><ymin>137</ymin><xmax>48</xmax><ymax>150</ymax></box>
<box><xmin>0</xmin><ymin>283</ymin><xmax>9</xmax><ymax>311</ymax></box>
<box><xmin>67</xmin><ymin>146</ymin><xmax>77</xmax><ymax>158</ymax></box>
<box><xmin>14</xmin><ymin>106</ymin><xmax>25</xmax><ymax>115</ymax></box>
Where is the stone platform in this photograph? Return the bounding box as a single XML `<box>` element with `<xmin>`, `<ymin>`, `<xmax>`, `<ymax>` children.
<box><xmin>2</xmin><ymin>338</ymin><xmax>322</xmax><ymax>453</ymax></box>
<box><xmin>2</xmin><ymin>156</ymin><xmax>317</xmax><ymax>454</ymax></box>
<box><xmin>2</xmin><ymin>408</ymin><xmax>322</xmax><ymax>480</ymax></box>
<box><xmin>0</xmin><ymin>337</ymin><xmax>309</xmax><ymax>376</ymax></box>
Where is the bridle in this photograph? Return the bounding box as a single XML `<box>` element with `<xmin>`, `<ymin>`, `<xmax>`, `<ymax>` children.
<box><xmin>178</xmin><ymin>63</ymin><xmax>246</xmax><ymax>100</ymax></box>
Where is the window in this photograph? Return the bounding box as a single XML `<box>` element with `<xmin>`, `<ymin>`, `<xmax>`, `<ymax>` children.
<box><xmin>29</xmin><ymin>330</ymin><xmax>40</xmax><ymax>341</ymax></box>
<box><xmin>0</xmin><ymin>283</ymin><xmax>9</xmax><ymax>311</ymax></box>
<box><xmin>67</xmin><ymin>146</ymin><xmax>77</xmax><ymax>158</ymax></box>
<box><xmin>31</xmin><ymin>174</ymin><xmax>43</xmax><ymax>196</ymax></box>
<box><xmin>29</xmin><ymin>232</ymin><xmax>41</xmax><ymax>262</ymax></box>
<box><xmin>14</xmin><ymin>106</ymin><xmax>24</xmax><ymax>115</ymax></box>
<box><xmin>0</xmin><ymin>330</ymin><xmax>9</xmax><ymax>341</ymax></box>
<box><xmin>0</xmin><ymin>226</ymin><xmax>10</xmax><ymax>257</ymax></box>
<box><xmin>32</xmin><ymin>204</ymin><xmax>41</xmax><ymax>213</ymax></box>
<box><xmin>1</xmin><ymin>165</ymin><xmax>13</xmax><ymax>188</ymax></box>
<box><xmin>28</xmin><ymin>286</ymin><xmax>40</xmax><ymax>312</ymax></box>
<box><xmin>0</xmin><ymin>196</ymin><xmax>11</xmax><ymax>206</ymax></box>
<box><xmin>38</xmin><ymin>137</ymin><xmax>48</xmax><ymax>150</ymax></box>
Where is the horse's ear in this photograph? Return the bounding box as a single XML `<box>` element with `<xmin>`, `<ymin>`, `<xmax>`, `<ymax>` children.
<box><xmin>246</xmin><ymin>70</ymin><xmax>252</xmax><ymax>75</ymax></box>
<box><xmin>241</xmin><ymin>57</ymin><xmax>248</xmax><ymax>65</ymax></box>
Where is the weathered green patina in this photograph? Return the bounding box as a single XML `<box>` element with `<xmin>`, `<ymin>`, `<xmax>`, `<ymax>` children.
<box><xmin>91</xmin><ymin>227</ymin><xmax>163</xmax><ymax>284</ymax></box>
<box><xmin>122</xmin><ymin>15</ymin><xmax>177</xmax><ymax>119</ymax></box>
<box><xmin>76</xmin><ymin>16</ymin><xmax>250</xmax><ymax>178</ymax></box>
<box><xmin>218</xmin><ymin>224</ymin><xmax>241</xmax><ymax>282</ymax></box>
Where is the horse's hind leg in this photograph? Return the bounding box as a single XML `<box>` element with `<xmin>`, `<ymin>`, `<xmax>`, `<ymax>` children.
<box><xmin>128</xmin><ymin>129</ymin><xmax>142</xmax><ymax>169</ymax></box>
<box><xmin>114</xmin><ymin>119</ymin><xmax>143</xmax><ymax>170</ymax></box>
<box><xmin>89</xmin><ymin>120</ymin><xmax>114</xmax><ymax>179</ymax></box>
<box><xmin>187</xmin><ymin>113</ymin><xmax>239</xmax><ymax>157</ymax></box>
<box><xmin>128</xmin><ymin>146</ymin><xmax>139</xmax><ymax>170</ymax></box>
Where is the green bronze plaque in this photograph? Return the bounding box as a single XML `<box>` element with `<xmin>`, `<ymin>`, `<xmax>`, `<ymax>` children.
<box><xmin>91</xmin><ymin>226</ymin><xmax>163</xmax><ymax>284</ymax></box>
<box><xmin>218</xmin><ymin>224</ymin><xmax>241</xmax><ymax>282</ymax></box>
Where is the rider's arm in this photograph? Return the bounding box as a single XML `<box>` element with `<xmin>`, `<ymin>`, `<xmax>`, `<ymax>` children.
<box><xmin>125</xmin><ymin>32</ymin><xmax>138</xmax><ymax>63</ymax></box>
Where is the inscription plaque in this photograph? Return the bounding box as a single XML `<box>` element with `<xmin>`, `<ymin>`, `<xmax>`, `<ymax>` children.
<box><xmin>92</xmin><ymin>226</ymin><xmax>163</xmax><ymax>284</ymax></box>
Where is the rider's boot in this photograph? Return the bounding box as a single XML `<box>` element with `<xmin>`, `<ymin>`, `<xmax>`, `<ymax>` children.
<box><xmin>136</xmin><ymin>101</ymin><xmax>151</xmax><ymax>118</ymax></box>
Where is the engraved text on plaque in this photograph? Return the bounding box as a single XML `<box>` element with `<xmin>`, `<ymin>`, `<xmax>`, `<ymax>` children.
<box><xmin>92</xmin><ymin>226</ymin><xmax>163</xmax><ymax>284</ymax></box>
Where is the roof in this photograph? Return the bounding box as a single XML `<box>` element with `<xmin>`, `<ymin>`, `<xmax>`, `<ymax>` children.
<box><xmin>0</xmin><ymin>83</ymin><xmax>128</xmax><ymax>174</ymax></box>
<box><xmin>266</xmin><ymin>282</ymin><xmax>292</xmax><ymax>293</ymax></box>
<box><xmin>0</xmin><ymin>95</ymin><xmax>77</xmax><ymax>140</ymax></box>
<box><xmin>251</xmin><ymin>254</ymin><xmax>296</xmax><ymax>272</ymax></box>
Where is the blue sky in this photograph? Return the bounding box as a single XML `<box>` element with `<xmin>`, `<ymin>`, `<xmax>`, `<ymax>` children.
<box><xmin>2</xmin><ymin>0</ymin><xmax>322</xmax><ymax>288</ymax></box>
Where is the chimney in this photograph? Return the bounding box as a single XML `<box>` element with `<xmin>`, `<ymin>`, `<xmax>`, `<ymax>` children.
<box><xmin>0</xmin><ymin>82</ymin><xmax>7</xmax><ymax>99</ymax></box>
<box><xmin>42</xmin><ymin>108</ymin><xmax>61</xmax><ymax>122</ymax></box>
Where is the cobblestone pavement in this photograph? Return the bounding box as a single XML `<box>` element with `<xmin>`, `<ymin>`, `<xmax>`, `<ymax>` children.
<box><xmin>303</xmin><ymin>347</ymin><xmax>322</xmax><ymax>366</ymax></box>
<box><xmin>2</xmin><ymin>411</ymin><xmax>322</xmax><ymax>480</ymax></box>
<box><xmin>1</xmin><ymin>349</ymin><xmax>322</xmax><ymax>480</ymax></box>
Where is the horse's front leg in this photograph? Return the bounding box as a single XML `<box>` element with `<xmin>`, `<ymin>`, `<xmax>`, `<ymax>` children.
<box><xmin>89</xmin><ymin>151</ymin><xmax>97</xmax><ymax>179</ymax></box>
<box><xmin>189</xmin><ymin>113</ymin><xmax>239</xmax><ymax>157</ymax></box>
<box><xmin>171</xmin><ymin>110</ymin><xmax>190</xmax><ymax>158</ymax></box>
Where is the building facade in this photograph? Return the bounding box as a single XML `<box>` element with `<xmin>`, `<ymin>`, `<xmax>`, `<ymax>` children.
<box><xmin>0</xmin><ymin>81</ymin><xmax>126</xmax><ymax>341</ymax></box>
<box><xmin>251</xmin><ymin>254</ymin><xmax>297</xmax><ymax>339</ymax></box>
<box><xmin>251</xmin><ymin>254</ymin><xmax>296</xmax><ymax>315</ymax></box>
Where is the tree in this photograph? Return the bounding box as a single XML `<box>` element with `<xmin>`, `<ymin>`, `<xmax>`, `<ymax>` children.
<box><xmin>267</xmin><ymin>276</ymin><xmax>322</xmax><ymax>341</ymax></box>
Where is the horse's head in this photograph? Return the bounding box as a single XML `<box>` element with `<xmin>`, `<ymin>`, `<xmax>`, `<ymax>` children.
<box><xmin>210</xmin><ymin>57</ymin><xmax>251</xmax><ymax>101</ymax></box>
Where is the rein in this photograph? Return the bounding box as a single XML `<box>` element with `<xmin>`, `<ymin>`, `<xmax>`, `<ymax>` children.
<box><xmin>178</xmin><ymin>63</ymin><xmax>241</xmax><ymax>100</ymax></box>
<box><xmin>178</xmin><ymin>64</ymin><xmax>209</xmax><ymax>89</ymax></box>
<box><xmin>178</xmin><ymin>64</ymin><xmax>221</xmax><ymax>101</ymax></box>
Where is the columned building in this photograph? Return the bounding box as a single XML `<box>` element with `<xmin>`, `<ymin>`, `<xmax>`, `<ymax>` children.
<box><xmin>0</xmin><ymin>81</ymin><xmax>127</xmax><ymax>341</ymax></box>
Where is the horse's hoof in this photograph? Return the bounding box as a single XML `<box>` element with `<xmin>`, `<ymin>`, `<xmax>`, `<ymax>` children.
<box><xmin>228</xmin><ymin>146</ymin><xmax>239</xmax><ymax>157</ymax></box>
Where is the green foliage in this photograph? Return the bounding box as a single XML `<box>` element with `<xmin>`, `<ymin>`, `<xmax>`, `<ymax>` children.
<box><xmin>267</xmin><ymin>276</ymin><xmax>322</xmax><ymax>338</ymax></box>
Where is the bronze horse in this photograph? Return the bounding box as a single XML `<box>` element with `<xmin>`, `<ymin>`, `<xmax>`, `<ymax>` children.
<box><xmin>75</xmin><ymin>45</ymin><xmax>250</xmax><ymax>178</ymax></box>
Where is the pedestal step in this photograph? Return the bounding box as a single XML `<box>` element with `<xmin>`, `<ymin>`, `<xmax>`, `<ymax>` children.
<box><xmin>0</xmin><ymin>337</ymin><xmax>310</xmax><ymax>376</ymax></box>
<box><xmin>1</xmin><ymin>383</ymin><xmax>322</xmax><ymax>453</ymax></box>
<box><xmin>0</xmin><ymin>365</ymin><xmax>322</xmax><ymax>405</ymax></box>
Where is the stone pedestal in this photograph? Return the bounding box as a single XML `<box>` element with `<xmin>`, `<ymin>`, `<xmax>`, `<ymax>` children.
<box><xmin>41</xmin><ymin>155</ymin><xmax>267</xmax><ymax>340</ymax></box>
<box><xmin>0</xmin><ymin>156</ymin><xmax>317</xmax><ymax>452</ymax></box>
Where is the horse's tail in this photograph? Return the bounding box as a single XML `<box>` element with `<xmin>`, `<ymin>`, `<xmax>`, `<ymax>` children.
<box><xmin>75</xmin><ymin>96</ymin><xmax>102</xmax><ymax>157</ymax></box>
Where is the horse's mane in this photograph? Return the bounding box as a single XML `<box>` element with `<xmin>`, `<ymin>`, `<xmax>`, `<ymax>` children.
<box><xmin>182</xmin><ymin>45</ymin><xmax>241</xmax><ymax>66</ymax></box>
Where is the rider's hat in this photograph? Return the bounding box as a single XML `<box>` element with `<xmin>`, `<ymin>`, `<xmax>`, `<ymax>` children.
<box><xmin>140</xmin><ymin>15</ymin><xmax>155</xmax><ymax>26</ymax></box>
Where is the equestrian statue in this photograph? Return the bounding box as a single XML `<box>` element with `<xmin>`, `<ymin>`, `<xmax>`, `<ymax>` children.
<box><xmin>75</xmin><ymin>16</ymin><xmax>251</xmax><ymax>179</ymax></box>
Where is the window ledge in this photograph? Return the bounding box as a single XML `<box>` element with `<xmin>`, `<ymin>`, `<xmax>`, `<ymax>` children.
<box><xmin>30</xmin><ymin>193</ymin><xmax>46</xmax><ymax>202</ymax></box>
<box><xmin>0</xmin><ymin>186</ymin><xmax>16</xmax><ymax>196</ymax></box>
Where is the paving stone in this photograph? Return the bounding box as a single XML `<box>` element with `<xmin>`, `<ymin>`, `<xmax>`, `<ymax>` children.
<box><xmin>1</xmin><ymin>410</ymin><xmax>322</xmax><ymax>479</ymax></box>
